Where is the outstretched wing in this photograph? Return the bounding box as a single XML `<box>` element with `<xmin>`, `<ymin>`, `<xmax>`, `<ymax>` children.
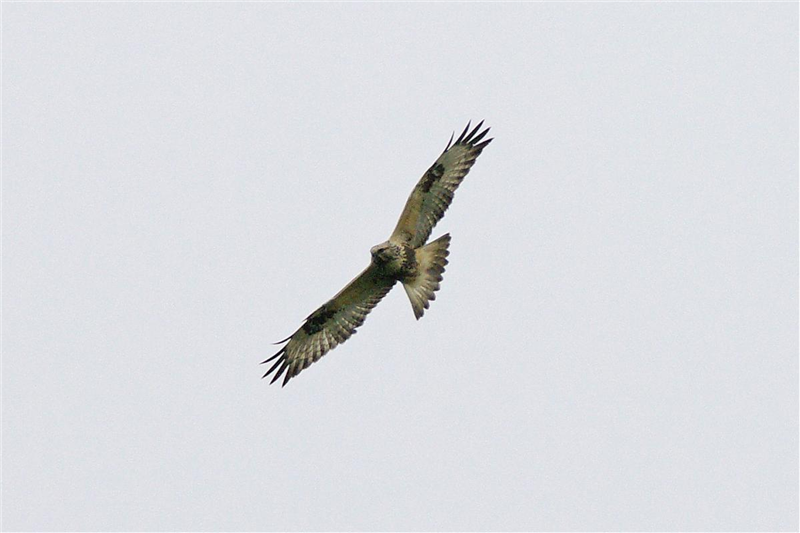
<box><xmin>262</xmin><ymin>263</ymin><xmax>396</xmax><ymax>386</ymax></box>
<box><xmin>391</xmin><ymin>121</ymin><xmax>492</xmax><ymax>248</ymax></box>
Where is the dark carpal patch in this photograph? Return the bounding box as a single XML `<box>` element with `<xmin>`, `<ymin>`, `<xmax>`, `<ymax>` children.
<box><xmin>303</xmin><ymin>303</ymin><xmax>336</xmax><ymax>334</ymax></box>
<box><xmin>420</xmin><ymin>163</ymin><xmax>445</xmax><ymax>193</ymax></box>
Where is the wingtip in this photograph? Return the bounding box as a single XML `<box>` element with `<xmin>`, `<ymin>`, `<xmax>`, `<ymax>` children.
<box><xmin>470</xmin><ymin>125</ymin><xmax>491</xmax><ymax>145</ymax></box>
<box><xmin>444</xmin><ymin>131</ymin><xmax>455</xmax><ymax>152</ymax></box>
<box><xmin>260</xmin><ymin>345</ymin><xmax>286</xmax><ymax>365</ymax></box>
<box><xmin>454</xmin><ymin>120</ymin><xmax>492</xmax><ymax>147</ymax></box>
<box><xmin>265</xmin><ymin>359</ymin><xmax>289</xmax><ymax>384</ymax></box>
<box><xmin>455</xmin><ymin>121</ymin><xmax>471</xmax><ymax>144</ymax></box>
<box><xmin>474</xmin><ymin>137</ymin><xmax>493</xmax><ymax>151</ymax></box>
<box><xmin>464</xmin><ymin>121</ymin><xmax>483</xmax><ymax>143</ymax></box>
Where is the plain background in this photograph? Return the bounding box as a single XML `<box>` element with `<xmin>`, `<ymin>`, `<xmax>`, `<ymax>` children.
<box><xmin>3</xmin><ymin>3</ymin><xmax>798</xmax><ymax>531</ymax></box>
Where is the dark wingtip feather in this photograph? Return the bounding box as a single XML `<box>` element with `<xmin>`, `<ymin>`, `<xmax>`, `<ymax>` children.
<box><xmin>470</xmin><ymin>126</ymin><xmax>490</xmax><ymax>145</ymax></box>
<box><xmin>474</xmin><ymin>137</ymin><xmax>493</xmax><ymax>151</ymax></box>
<box><xmin>261</xmin><ymin>345</ymin><xmax>287</xmax><ymax>365</ymax></box>
<box><xmin>272</xmin><ymin>335</ymin><xmax>292</xmax><ymax>345</ymax></box>
<box><xmin>453</xmin><ymin>121</ymin><xmax>492</xmax><ymax>149</ymax></box>
<box><xmin>282</xmin><ymin>367</ymin><xmax>293</xmax><ymax>387</ymax></box>
<box><xmin>262</xmin><ymin>352</ymin><xmax>286</xmax><ymax>378</ymax></box>
<box><xmin>455</xmin><ymin>121</ymin><xmax>471</xmax><ymax>144</ymax></box>
<box><xmin>444</xmin><ymin>131</ymin><xmax>455</xmax><ymax>152</ymax></box>
<box><xmin>464</xmin><ymin>120</ymin><xmax>484</xmax><ymax>143</ymax></box>
<box><xmin>269</xmin><ymin>360</ymin><xmax>289</xmax><ymax>384</ymax></box>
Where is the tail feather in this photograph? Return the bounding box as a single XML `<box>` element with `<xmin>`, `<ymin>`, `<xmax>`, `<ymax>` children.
<box><xmin>402</xmin><ymin>234</ymin><xmax>451</xmax><ymax>319</ymax></box>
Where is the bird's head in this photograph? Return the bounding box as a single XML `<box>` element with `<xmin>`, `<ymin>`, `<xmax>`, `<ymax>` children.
<box><xmin>370</xmin><ymin>242</ymin><xmax>392</xmax><ymax>264</ymax></box>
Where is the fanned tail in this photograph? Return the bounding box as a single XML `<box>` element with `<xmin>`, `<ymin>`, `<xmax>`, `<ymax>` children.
<box><xmin>402</xmin><ymin>234</ymin><xmax>451</xmax><ymax>319</ymax></box>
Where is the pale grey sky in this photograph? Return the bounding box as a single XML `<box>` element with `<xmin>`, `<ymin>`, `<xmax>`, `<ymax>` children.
<box><xmin>3</xmin><ymin>3</ymin><xmax>798</xmax><ymax>531</ymax></box>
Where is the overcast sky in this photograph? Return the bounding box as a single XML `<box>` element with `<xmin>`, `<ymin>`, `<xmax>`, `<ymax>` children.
<box><xmin>3</xmin><ymin>3</ymin><xmax>797</xmax><ymax>531</ymax></box>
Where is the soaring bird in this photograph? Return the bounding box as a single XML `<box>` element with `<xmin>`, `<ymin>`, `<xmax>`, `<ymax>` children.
<box><xmin>263</xmin><ymin>121</ymin><xmax>492</xmax><ymax>386</ymax></box>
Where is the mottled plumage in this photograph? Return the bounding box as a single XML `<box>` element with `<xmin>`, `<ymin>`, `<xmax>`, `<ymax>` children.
<box><xmin>263</xmin><ymin>121</ymin><xmax>492</xmax><ymax>386</ymax></box>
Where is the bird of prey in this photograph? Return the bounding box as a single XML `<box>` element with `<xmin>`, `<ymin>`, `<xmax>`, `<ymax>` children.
<box><xmin>263</xmin><ymin>121</ymin><xmax>492</xmax><ymax>386</ymax></box>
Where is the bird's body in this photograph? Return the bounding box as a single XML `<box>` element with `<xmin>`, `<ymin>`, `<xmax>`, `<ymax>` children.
<box><xmin>263</xmin><ymin>121</ymin><xmax>492</xmax><ymax>386</ymax></box>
